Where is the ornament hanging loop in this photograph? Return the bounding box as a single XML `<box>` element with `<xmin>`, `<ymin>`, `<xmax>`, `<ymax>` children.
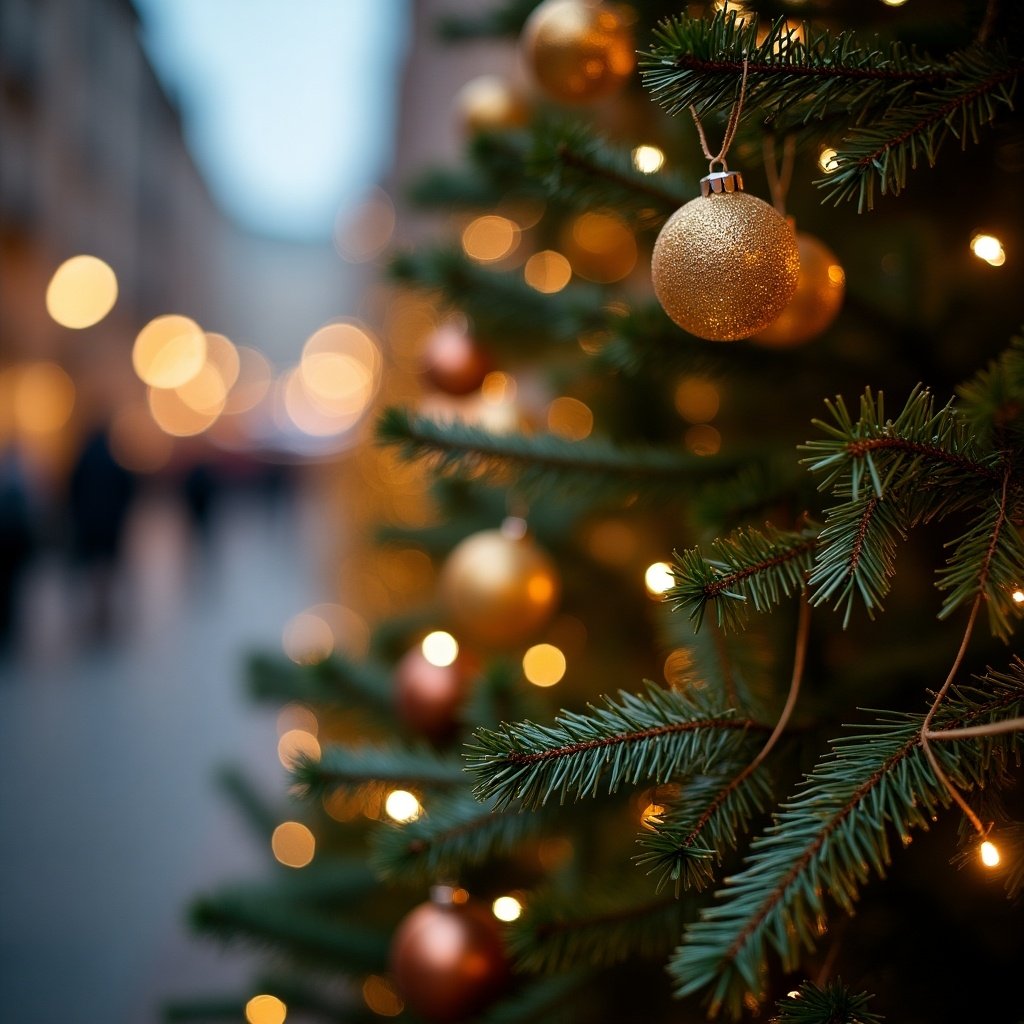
<box><xmin>689</xmin><ymin>58</ymin><xmax>750</xmax><ymax>176</ymax></box>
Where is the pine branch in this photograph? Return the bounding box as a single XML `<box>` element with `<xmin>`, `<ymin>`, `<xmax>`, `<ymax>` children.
<box><xmin>807</xmin><ymin>494</ymin><xmax>905</xmax><ymax>626</ymax></box>
<box><xmin>370</xmin><ymin>793</ymin><xmax>548</xmax><ymax>882</ymax></box>
<box><xmin>669</xmin><ymin>662</ymin><xmax>1024</xmax><ymax>1017</ymax></box>
<box><xmin>642</xmin><ymin>12</ymin><xmax>1021</xmax><ymax>209</ymax></box>
<box><xmin>291</xmin><ymin>744</ymin><xmax>466</xmax><ymax>799</ymax></box>
<box><xmin>956</xmin><ymin>332</ymin><xmax>1024</xmax><ymax>449</ymax></box>
<box><xmin>247</xmin><ymin>653</ymin><xmax>394</xmax><ymax>718</ymax></box>
<box><xmin>509</xmin><ymin>885</ymin><xmax>694</xmax><ymax>973</ymax></box>
<box><xmin>634</xmin><ymin>766</ymin><xmax>773</xmax><ymax>894</ymax></box>
<box><xmin>529</xmin><ymin>120</ymin><xmax>687</xmax><ymax>226</ymax></box>
<box><xmin>466</xmin><ymin>682</ymin><xmax>769</xmax><ymax>811</ymax></box>
<box><xmin>378</xmin><ymin>407</ymin><xmax>741</xmax><ymax>501</ymax></box>
<box><xmin>388</xmin><ymin>247</ymin><xmax>603</xmax><ymax>351</ymax></box>
<box><xmin>189</xmin><ymin>894</ymin><xmax>391</xmax><ymax>973</ymax></box>
<box><xmin>669</xmin><ymin>524</ymin><xmax>820</xmax><ymax>631</ymax></box>
<box><xmin>773</xmin><ymin>979</ymin><xmax>884</xmax><ymax>1024</ymax></box>
<box><xmin>937</xmin><ymin>466</ymin><xmax>1024</xmax><ymax>639</ymax></box>
<box><xmin>461</xmin><ymin>659</ymin><xmax>551</xmax><ymax>731</ymax></box>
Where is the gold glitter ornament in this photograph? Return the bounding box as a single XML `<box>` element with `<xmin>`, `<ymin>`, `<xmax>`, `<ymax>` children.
<box><xmin>439</xmin><ymin>522</ymin><xmax>560</xmax><ymax>648</ymax></box>
<box><xmin>753</xmin><ymin>232</ymin><xmax>845</xmax><ymax>347</ymax></box>
<box><xmin>652</xmin><ymin>171</ymin><xmax>800</xmax><ymax>341</ymax></box>
<box><xmin>521</xmin><ymin>0</ymin><xmax>635</xmax><ymax>104</ymax></box>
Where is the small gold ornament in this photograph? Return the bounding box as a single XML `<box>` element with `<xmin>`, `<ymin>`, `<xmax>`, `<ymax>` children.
<box><xmin>652</xmin><ymin>171</ymin><xmax>800</xmax><ymax>341</ymax></box>
<box><xmin>439</xmin><ymin>523</ymin><xmax>560</xmax><ymax>648</ymax></box>
<box><xmin>455</xmin><ymin>74</ymin><xmax>530</xmax><ymax>135</ymax></box>
<box><xmin>521</xmin><ymin>0</ymin><xmax>635</xmax><ymax>104</ymax></box>
<box><xmin>753</xmin><ymin>232</ymin><xmax>845</xmax><ymax>347</ymax></box>
<box><xmin>390</xmin><ymin>888</ymin><xmax>509</xmax><ymax>1022</ymax></box>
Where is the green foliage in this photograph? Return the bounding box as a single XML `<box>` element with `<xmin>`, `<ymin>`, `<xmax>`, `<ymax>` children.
<box><xmin>773</xmin><ymin>979</ymin><xmax>883</xmax><ymax>1024</ymax></box>
<box><xmin>291</xmin><ymin>744</ymin><xmax>466</xmax><ymax>799</ymax></box>
<box><xmin>466</xmin><ymin>682</ymin><xmax>767</xmax><ymax>810</ymax></box>
<box><xmin>477</xmin><ymin>973</ymin><xmax>593</xmax><ymax>1024</ymax></box>
<box><xmin>370</xmin><ymin>793</ymin><xmax>548</xmax><ymax>883</ymax></box>
<box><xmin>670</xmin><ymin>524</ymin><xmax>819</xmax><ymax>631</ymax></box>
<box><xmin>642</xmin><ymin>10</ymin><xmax>1021</xmax><ymax>210</ymax></box>
<box><xmin>508</xmin><ymin>883</ymin><xmax>693</xmax><ymax>973</ymax></box>
<box><xmin>669</xmin><ymin>662</ymin><xmax>1024</xmax><ymax>1017</ymax></box>
<box><xmin>378</xmin><ymin>406</ymin><xmax>741</xmax><ymax>502</ymax></box>
<box><xmin>634</xmin><ymin>765</ymin><xmax>773</xmax><ymax>894</ymax></box>
<box><xmin>956</xmin><ymin>332</ymin><xmax>1024</xmax><ymax>448</ymax></box>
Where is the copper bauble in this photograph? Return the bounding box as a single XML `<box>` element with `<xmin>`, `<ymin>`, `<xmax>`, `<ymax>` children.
<box><xmin>423</xmin><ymin>323</ymin><xmax>491</xmax><ymax>396</ymax></box>
<box><xmin>455</xmin><ymin>75</ymin><xmax>530</xmax><ymax>135</ymax></box>
<box><xmin>390</xmin><ymin>892</ymin><xmax>509</xmax><ymax>1022</ymax></box>
<box><xmin>439</xmin><ymin>528</ymin><xmax>560</xmax><ymax>648</ymax></box>
<box><xmin>521</xmin><ymin>0</ymin><xmax>635</xmax><ymax>104</ymax></box>
<box><xmin>753</xmin><ymin>232</ymin><xmax>845</xmax><ymax>347</ymax></box>
<box><xmin>652</xmin><ymin>174</ymin><xmax>800</xmax><ymax>342</ymax></box>
<box><xmin>395</xmin><ymin>646</ymin><xmax>477</xmax><ymax>742</ymax></box>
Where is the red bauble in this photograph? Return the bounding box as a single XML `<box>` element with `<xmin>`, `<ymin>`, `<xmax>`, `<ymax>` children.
<box><xmin>394</xmin><ymin>646</ymin><xmax>477</xmax><ymax>743</ymax></box>
<box><xmin>390</xmin><ymin>891</ymin><xmax>509</xmax><ymax>1022</ymax></box>
<box><xmin>422</xmin><ymin>323</ymin><xmax>491</xmax><ymax>396</ymax></box>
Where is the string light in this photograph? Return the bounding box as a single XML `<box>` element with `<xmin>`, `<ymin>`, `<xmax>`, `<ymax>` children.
<box><xmin>1013</xmin><ymin>589</ymin><xmax>1024</xmax><ymax>604</ymax></box>
<box><xmin>245</xmin><ymin>994</ymin><xmax>287</xmax><ymax>1024</ymax></box>
<box><xmin>818</xmin><ymin>146</ymin><xmax>840</xmax><ymax>173</ymax></box>
<box><xmin>491</xmin><ymin>895</ymin><xmax>523</xmax><ymax>921</ymax></box>
<box><xmin>385</xmin><ymin>789</ymin><xmax>422</xmax><ymax>822</ymax></box>
<box><xmin>644</xmin><ymin>562</ymin><xmax>675</xmax><ymax>597</ymax></box>
<box><xmin>641</xmin><ymin>803</ymin><xmax>665</xmax><ymax>830</ymax></box>
<box><xmin>980</xmin><ymin>840</ymin><xmax>1001</xmax><ymax>868</ymax></box>
<box><xmin>421</xmin><ymin>630</ymin><xmax>459</xmax><ymax>668</ymax></box>
<box><xmin>522</xmin><ymin>644</ymin><xmax>567</xmax><ymax>687</ymax></box>
<box><xmin>631</xmin><ymin>144</ymin><xmax>666</xmax><ymax>174</ymax></box>
<box><xmin>970</xmin><ymin>233</ymin><xmax>1006</xmax><ymax>267</ymax></box>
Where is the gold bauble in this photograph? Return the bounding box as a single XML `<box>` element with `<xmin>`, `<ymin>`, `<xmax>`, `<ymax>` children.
<box><xmin>753</xmin><ymin>232</ymin><xmax>846</xmax><ymax>347</ymax></box>
<box><xmin>652</xmin><ymin>180</ymin><xmax>800</xmax><ymax>342</ymax></box>
<box><xmin>439</xmin><ymin>528</ymin><xmax>560</xmax><ymax>648</ymax></box>
<box><xmin>521</xmin><ymin>0</ymin><xmax>635</xmax><ymax>104</ymax></box>
<box><xmin>390</xmin><ymin>891</ymin><xmax>509</xmax><ymax>1022</ymax></box>
<box><xmin>455</xmin><ymin>75</ymin><xmax>530</xmax><ymax>135</ymax></box>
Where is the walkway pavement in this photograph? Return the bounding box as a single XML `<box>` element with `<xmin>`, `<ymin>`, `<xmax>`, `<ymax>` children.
<box><xmin>0</xmin><ymin>483</ymin><xmax>328</xmax><ymax>1023</ymax></box>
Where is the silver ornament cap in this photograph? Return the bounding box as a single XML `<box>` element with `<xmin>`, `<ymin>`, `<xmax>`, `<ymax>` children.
<box><xmin>700</xmin><ymin>170</ymin><xmax>744</xmax><ymax>197</ymax></box>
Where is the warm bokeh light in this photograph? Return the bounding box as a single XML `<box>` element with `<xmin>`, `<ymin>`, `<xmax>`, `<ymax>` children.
<box><xmin>45</xmin><ymin>254</ymin><xmax>118</xmax><ymax>329</ymax></box>
<box><xmin>277</xmin><ymin>729</ymin><xmax>322</xmax><ymax>769</ymax></box>
<box><xmin>277</xmin><ymin>703</ymin><xmax>318</xmax><ymax>737</ymax></box>
<box><xmin>462</xmin><ymin>215</ymin><xmax>520</xmax><ymax>263</ymax></box>
<box><xmin>1013</xmin><ymin>589</ymin><xmax>1024</xmax><ymax>604</ymax></box>
<box><xmin>522</xmin><ymin>643</ymin><xmax>566</xmax><ymax>687</ymax></box>
<box><xmin>645</xmin><ymin>561</ymin><xmax>675</xmax><ymax>597</ymax></box>
<box><xmin>335</xmin><ymin>186</ymin><xmax>396</xmax><ymax>263</ymax></box>
<box><xmin>674</xmin><ymin>376</ymin><xmax>720</xmax><ymax>423</ymax></box>
<box><xmin>881</xmin><ymin>0</ymin><xmax>909</xmax><ymax>6</ymax></box>
<box><xmin>175</xmin><ymin>362</ymin><xmax>228</xmax><ymax>416</ymax></box>
<box><xmin>980</xmin><ymin>840</ymin><xmax>1001</xmax><ymax>867</ymax></box>
<box><xmin>147</xmin><ymin>385</ymin><xmax>220</xmax><ymax>437</ymax></box>
<box><xmin>203</xmin><ymin>332</ymin><xmax>241</xmax><ymax>390</ymax></box>
<box><xmin>685</xmin><ymin>424</ymin><xmax>722</xmax><ymax>456</ymax></box>
<box><xmin>421</xmin><ymin>630</ymin><xmax>459</xmax><ymax>668</ymax></box>
<box><xmin>492</xmin><ymin>895</ymin><xmax>523</xmax><ymax>922</ymax></box>
<box><xmin>481</xmin><ymin>371</ymin><xmax>517</xmax><ymax>405</ymax></box>
<box><xmin>362</xmin><ymin>975</ymin><xmax>404</xmax><ymax>1017</ymax></box>
<box><xmin>970</xmin><ymin>233</ymin><xmax>1006</xmax><ymax>267</ymax></box>
<box><xmin>632</xmin><ymin>144</ymin><xmax>666</xmax><ymax>174</ymax></box>
<box><xmin>565</xmin><ymin>211</ymin><xmax>637</xmax><ymax>283</ymax></box>
<box><xmin>308</xmin><ymin>603</ymin><xmax>371</xmax><ymax>659</ymax></box>
<box><xmin>223</xmin><ymin>346</ymin><xmax>273</xmax><ymax>415</ymax></box>
<box><xmin>109</xmin><ymin>402</ymin><xmax>174</xmax><ymax>473</ymax></box>
<box><xmin>245</xmin><ymin>994</ymin><xmax>287</xmax><ymax>1024</ymax></box>
<box><xmin>547</xmin><ymin>396</ymin><xmax>594</xmax><ymax>440</ymax></box>
<box><xmin>524</xmin><ymin>249</ymin><xmax>573</xmax><ymax>293</ymax></box>
<box><xmin>133</xmin><ymin>315</ymin><xmax>206</xmax><ymax>389</ymax></box>
<box><xmin>641</xmin><ymin>803</ymin><xmax>666</xmax><ymax>830</ymax></box>
<box><xmin>282</xmin><ymin>611</ymin><xmax>335</xmax><ymax>665</ymax></box>
<box><xmin>818</xmin><ymin>147</ymin><xmax>840</xmax><ymax>173</ymax></box>
<box><xmin>663</xmin><ymin>647</ymin><xmax>695</xmax><ymax>688</ymax></box>
<box><xmin>11</xmin><ymin>362</ymin><xmax>76</xmax><ymax>436</ymax></box>
<box><xmin>385</xmin><ymin>789</ymin><xmax>422</xmax><ymax>822</ymax></box>
<box><xmin>271</xmin><ymin>822</ymin><xmax>315</xmax><ymax>868</ymax></box>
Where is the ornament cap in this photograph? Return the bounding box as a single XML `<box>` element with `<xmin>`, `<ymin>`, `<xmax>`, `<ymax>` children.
<box><xmin>700</xmin><ymin>170</ymin><xmax>744</xmax><ymax>197</ymax></box>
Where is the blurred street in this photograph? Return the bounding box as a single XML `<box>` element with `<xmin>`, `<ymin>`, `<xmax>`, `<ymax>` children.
<box><xmin>0</xmin><ymin>483</ymin><xmax>328</xmax><ymax>1023</ymax></box>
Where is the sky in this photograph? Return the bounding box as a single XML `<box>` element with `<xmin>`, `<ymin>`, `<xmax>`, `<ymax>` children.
<box><xmin>133</xmin><ymin>0</ymin><xmax>410</xmax><ymax>241</ymax></box>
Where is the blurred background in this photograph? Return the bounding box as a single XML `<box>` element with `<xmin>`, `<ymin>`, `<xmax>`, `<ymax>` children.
<box><xmin>0</xmin><ymin>1</ymin><xmax>509</xmax><ymax>1020</ymax></box>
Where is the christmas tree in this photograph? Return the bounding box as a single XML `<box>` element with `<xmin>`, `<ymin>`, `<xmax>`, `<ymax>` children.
<box><xmin>170</xmin><ymin>3</ymin><xmax>1024</xmax><ymax>1022</ymax></box>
